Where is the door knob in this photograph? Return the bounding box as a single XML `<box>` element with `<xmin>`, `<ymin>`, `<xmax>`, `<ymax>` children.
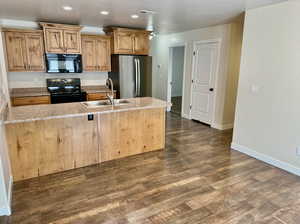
<box><xmin>209</xmin><ymin>88</ymin><xmax>214</xmax><ymax>92</ymax></box>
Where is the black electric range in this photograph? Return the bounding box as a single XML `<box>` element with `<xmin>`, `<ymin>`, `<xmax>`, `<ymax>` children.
<box><xmin>47</xmin><ymin>78</ymin><xmax>87</xmax><ymax>104</ymax></box>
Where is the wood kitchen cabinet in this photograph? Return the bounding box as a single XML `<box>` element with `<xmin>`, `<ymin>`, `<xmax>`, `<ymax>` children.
<box><xmin>5</xmin><ymin>105</ymin><xmax>166</xmax><ymax>181</ymax></box>
<box><xmin>4</xmin><ymin>29</ymin><xmax>45</xmax><ymax>72</ymax></box>
<box><xmin>104</xmin><ymin>27</ymin><xmax>151</xmax><ymax>55</ymax></box>
<box><xmin>99</xmin><ymin>108</ymin><xmax>165</xmax><ymax>162</ymax></box>
<box><xmin>81</xmin><ymin>34</ymin><xmax>111</xmax><ymax>72</ymax></box>
<box><xmin>86</xmin><ymin>92</ymin><xmax>116</xmax><ymax>101</ymax></box>
<box><xmin>6</xmin><ymin>115</ymin><xmax>99</xmax><ymax>181</ymax></box>
<box><xmin>133</xmin><ymin>31</ymin><xmax>150</xmax><ymax>55</ymax></box>
<box><xmin>40</xmin><ymin>23</ymin><xmax>82</xmax><ymax>54</ymax></box>
<box><xmin>11</xmin><ymin>95</ymin><xmax>50</xmax><ymax>106</ymax></box>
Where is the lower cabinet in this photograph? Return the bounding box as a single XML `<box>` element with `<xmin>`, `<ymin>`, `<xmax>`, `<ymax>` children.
<box><xmin>87</xmin><ymin>92</ymin><xmax>116</xmax><ymax>101</ymax></box>
<box><xmin>99</xmin><ymin>108</ymin><xmax>165</xmax><ymax>162</ymax></box>
<box><xmin>12</xmin><ymin>96</ymin><xmax>50</xmax><ymax>106</ymax></box>
<box><xmin>87</xmin><ymin>92</ymin><xmax>108</xmax><ymax>101</ymax></box>
<box><xmin>6</xmin><ymin>116</ymin><xmax>99</xmax><ymax>181</ymax></box>
<box><xmin>5</xmin><ymin>108</ymin><xmax>165</xmax><ymax>181</ymax></box>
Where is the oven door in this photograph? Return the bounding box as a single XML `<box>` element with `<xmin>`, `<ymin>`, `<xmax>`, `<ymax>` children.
<box><xmin>46</xmin><ymin>54</ymin><xmax>83</xmax><ymax>73</ymax></box>
<box><xmin>50</xmin><ymin>92</ymin><xmax>87</xmax><ymax>104</ymax></box>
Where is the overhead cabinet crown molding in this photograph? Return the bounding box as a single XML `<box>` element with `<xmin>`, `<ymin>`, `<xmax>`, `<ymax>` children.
<box><xmin>40</xmin><ymin>22</ymin><xmax>82</xmax><ymax>54</ymax></box>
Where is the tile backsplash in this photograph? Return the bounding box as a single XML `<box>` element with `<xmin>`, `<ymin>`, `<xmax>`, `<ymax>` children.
<box><xmin>8</xmin><ymin>71</ymin><xmax>108</xmax><ymax>88</ymax></box>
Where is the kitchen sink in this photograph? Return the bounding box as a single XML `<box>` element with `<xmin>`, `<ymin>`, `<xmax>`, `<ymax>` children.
<box><xmin>81</xmin><ymin>99</ymin><xmax>131</xmax><ymax>108</ymax></box>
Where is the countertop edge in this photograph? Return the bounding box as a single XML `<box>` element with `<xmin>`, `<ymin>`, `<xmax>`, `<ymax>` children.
<box><xmin>4</xmin><ymin>104</ymin><xmax>168</xmax><ymax>125</ymax></box>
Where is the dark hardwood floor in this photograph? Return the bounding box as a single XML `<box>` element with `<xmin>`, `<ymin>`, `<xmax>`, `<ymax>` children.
<box><xmin>1</xmin><ymin>113</ymin><xmax>300</xmax><ymax>224</ymax></box>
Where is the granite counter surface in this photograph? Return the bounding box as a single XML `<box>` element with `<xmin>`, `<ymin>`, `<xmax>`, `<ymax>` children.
<box><xmin>10</xmin><ymin>87</ymin><xmax>50</xmax><ymax>97</ymax></box>
<box><xmin>10</xmin><ymin>85</ymin><xmax>112</xmax><ymax>98</ymax></box>
<box><xmin>5</xmin><ymin>97</ymin><xmax>168</xmax><ymax>124</ymax></box>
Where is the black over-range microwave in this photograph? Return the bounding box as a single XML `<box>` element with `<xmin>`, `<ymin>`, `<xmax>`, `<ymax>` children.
<box><xmin>45</xmin><ymin>54</ymin><xmax>83</xmax><ymax>73</ymax></box>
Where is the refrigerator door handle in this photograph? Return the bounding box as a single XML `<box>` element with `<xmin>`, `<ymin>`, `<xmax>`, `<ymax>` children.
<box><xmin>134</xmin><ymin>59</ymin><xmax>138</xmax><ymax>97</ymax></box>
<box><xmin>137</xmin><ymin>59</ymin><xmax>141</xmax><ymax>96</ymax></box>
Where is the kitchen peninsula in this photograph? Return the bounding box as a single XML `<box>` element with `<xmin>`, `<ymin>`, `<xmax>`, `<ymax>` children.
<box><xmin>5</xmin><ymin>97</ymin><xmax>167</xmax><ymax>181</ymax></box>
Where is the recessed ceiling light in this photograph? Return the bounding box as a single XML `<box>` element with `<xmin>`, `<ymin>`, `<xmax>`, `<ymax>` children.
<box><xmin>62</xmin><ymin>6</ymin><xmax>73</xmax><ymax>11</ymax></box>
<box><xmin>100</xmin><ymin>11</ymin><xmax>109</xmax><ymax>15</ymax></box>
<box><xmin>131</xmin><ymin>14</ymin><xmax>139</xmax><ymax>19</ymax></box>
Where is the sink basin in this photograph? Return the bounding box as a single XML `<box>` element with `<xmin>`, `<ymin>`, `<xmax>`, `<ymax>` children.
<box><xmin>113</xmin><ymin>99</ymin><xmax>131</xmax><ymax>105</ymax></box>
<box><xmin>82</xmin><ymin>99</ymin><xmax>131</xmax><ymax>108</ymax></box>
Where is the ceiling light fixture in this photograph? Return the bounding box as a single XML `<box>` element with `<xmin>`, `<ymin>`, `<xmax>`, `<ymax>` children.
<box><xmin>131</xmin><ymin>14</ymin><xmax>139</xmax><ymax>19</ymax></box>
<box><xmin>62</xmin><ymin>6</ymin><xmax>73</xmax><ymax>11</ymax></box>
<box><xmin>100</xmin><ymin>11</ymin><xmax>109</xmax><ymax>15</ymax></box>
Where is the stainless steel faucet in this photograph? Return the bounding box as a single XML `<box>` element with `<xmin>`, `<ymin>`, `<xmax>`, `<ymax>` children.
<box><xmin>106</xmin><ymin>78</ymin><xmax>114</xmax><ymax>106</ymax></box>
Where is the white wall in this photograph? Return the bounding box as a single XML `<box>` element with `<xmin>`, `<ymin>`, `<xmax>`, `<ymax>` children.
<box><xmin>0</xmin><ymin>29</ymin><xmax>12</xmax><ymax>216</ymax></box>
<box><xmin>232</xmin><ymin>1</ymin><xmax>300</xmax><ymax>175</ymax></box>
<box><xmin>0</xmin><ymin>19</ymin><xmax>108</xmax><ymax>89</ymax></box>
<box><xmin>171</xmin><ymin>46</ymin><xmax>184</xmax><ymax>97</ymax></box>
<box><xmin>151</xmin><ymin>21</ymin><xmax>243</xmax><ymax>128</ymax></box>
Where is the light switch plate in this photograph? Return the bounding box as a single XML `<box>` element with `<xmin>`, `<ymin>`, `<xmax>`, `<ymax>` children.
<box><xmin>296</xmin><ymin>147</ymin><xmax>300</xmax><ymax>156</ymax></box>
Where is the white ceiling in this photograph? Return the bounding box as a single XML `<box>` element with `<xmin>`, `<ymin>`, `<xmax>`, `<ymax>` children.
<box><xmin>0</xmin><ymin>0</ymin><xmax>286</xmax><ymax>34</ymax></box>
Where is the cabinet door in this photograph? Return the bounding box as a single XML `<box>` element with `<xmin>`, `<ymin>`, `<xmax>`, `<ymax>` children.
<box><xmin>12</xmin><ymin>96</ymin><xmax>50</xmax><ymax>106</ymax></box>
<box><xmin>38</xmin><ymin>116</ymin><xmax>99</xmax><ymax>176</ymax></box>
<box><xmin>5</xmin><ymin>32</ymin><xmax>27</xmax><ymax>71</ymax></box>
<box><xmin>114</xmin><ymin>30</ymin><xmax>134</xmax><ymax>54</ymax></box>
<box><xmin>64</xmin><ymin>30</ymin><xmax>81</xmax><ymax>54</ymax></box>
<box><xmin>134</xmin><ymin>32</ymin><xmax>150</xmax><ymax>55</ymax></box>
<box><xmin>25</xmin><ymin>33</ymin><xmax>45</xmax><ymax>71</ymax></box>
<box><xmin>99</xmin><ymin>109</ymin><xmax>165</xmax><ymax>162</ymax></box>
<box><xmin>44</xmin><ymin>28</ymin><xmax>65</xmax><ymax>53</ymax></box>
<box><xmin>82</xmin><ymin>36</ymin><xmax>97</xmax><ymax>71</ymax></box>
<box><xmin>5</xmin><ymin>122</ymin><xmax>41</xmax><ymax>181</ymax></box>
<box><xmin>95</xmin><ymin>38</ymin><xmax>111</xmax><ymax>71</ymax></box>
<box><xmin>6</xmin><ymin>115</ymin><xmax>99</xmax><ymax>181</ymax></box>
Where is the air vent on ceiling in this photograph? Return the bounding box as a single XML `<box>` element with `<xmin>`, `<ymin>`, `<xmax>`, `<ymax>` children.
<box><xmin>140</xmin><ymin>10</ymin><xmax>157</xmax><ymax>14</ymax></box>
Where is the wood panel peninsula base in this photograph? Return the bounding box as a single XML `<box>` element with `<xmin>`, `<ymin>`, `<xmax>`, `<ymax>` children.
<box><xmin>4</xmin><ymin>97</ymin><xmax>167</xmax><ymax>182</ymax></box>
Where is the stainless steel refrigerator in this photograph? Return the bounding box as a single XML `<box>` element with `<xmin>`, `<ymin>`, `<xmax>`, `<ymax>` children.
<box><xmin>109</xmin><ymin>55</ymin><xmax>152</xmax><ymax>99</ymax></box>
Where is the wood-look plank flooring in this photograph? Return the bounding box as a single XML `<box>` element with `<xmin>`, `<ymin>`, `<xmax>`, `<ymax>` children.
<box><xmin>2</xmin><ymin>113</ymin><xmax>300</xmax><ymax>224</ymax></box>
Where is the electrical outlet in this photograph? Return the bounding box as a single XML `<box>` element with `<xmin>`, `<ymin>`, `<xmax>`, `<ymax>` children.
<box><xmin>87</xmin><ymin>114</ymin><xmax>94</xmax><ymax>121</ymax></box>
<box><xmin>296</xmin><ymin>147</ymin><xmax>300</xmax><ymax>156</ymax></box>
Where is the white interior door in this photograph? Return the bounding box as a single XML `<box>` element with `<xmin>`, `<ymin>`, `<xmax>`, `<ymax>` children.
<box><xmin>191</xmin><ymin>42</ymin><xmax>218</xmax><ymax>124</ymax></box>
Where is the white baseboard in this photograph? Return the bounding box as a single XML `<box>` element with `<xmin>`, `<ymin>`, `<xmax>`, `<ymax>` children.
<box><xmin>211</xmin><ymin>123</ymin><xmax>233</xmax><ymax>130</ymax></box>
<box><xmin>7</xmin><ymin>175</ymin><xmax>12</xmax><ymax>215</ymax></box>
<box><xmin>0</xmin><ymin>175</ymin><xmax>12</xmax><ymax>216</ymax></box>
<box><xmin>231</xmin><ymin>142</ymin><xmax>300</xmax><ymax>177</ymax></box>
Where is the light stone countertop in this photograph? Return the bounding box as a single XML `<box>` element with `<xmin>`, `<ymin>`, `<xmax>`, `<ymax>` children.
<box><xmin>10</xmin><ymin>87</ymin><xmax>50</xmax><ymax>97</ymax></box>
<box><xmin>4</xmin><ymin>97</ymin><xmax>169</xmax><ymax>124</ymax></box>
<box><xmin>10</xmin><ymin>85</ymin><xmax>112</xmax><ymax>98</ymax></box>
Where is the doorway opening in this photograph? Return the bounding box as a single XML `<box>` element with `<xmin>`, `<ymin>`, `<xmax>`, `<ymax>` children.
<box><xmin>168</xmin><ymin>45</ymin><xmax>185</xmax><ymax>116</ymax></box>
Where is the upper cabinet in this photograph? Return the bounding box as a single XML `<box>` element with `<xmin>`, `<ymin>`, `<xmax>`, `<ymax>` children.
<box><xmin>4</xmin><ymin>29</ymin><xmax>45</xmax><ymax>72</ymax></box>
<box><xmin>104</xmin><ymin>27</ymin><xmax>151</xmax><ymax>55</ymax></box>
<box><xmin>134</xmin><ymin>31</ymin><xmax>150</xmax><ymax>55</ymax></box>
<box><xmin>40</xmin><ymin>23</ymin><xmax>82</xmax><ymax>54</ymax></box>
<box><xmin>81</xmin><ymin>34</ymin><xmax>111</xmax><ymax>72</ymax></box>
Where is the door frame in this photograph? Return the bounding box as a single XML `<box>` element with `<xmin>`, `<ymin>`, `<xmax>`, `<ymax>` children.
<box><xmin>189</xmin><ymin>39</ymin><xmax>222</xmax><ymax>125</ymax></box>
<box><xmin>167</xmin><ymin>43</ymin><xmax>187</xmax><ymax>115</ymax></box>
